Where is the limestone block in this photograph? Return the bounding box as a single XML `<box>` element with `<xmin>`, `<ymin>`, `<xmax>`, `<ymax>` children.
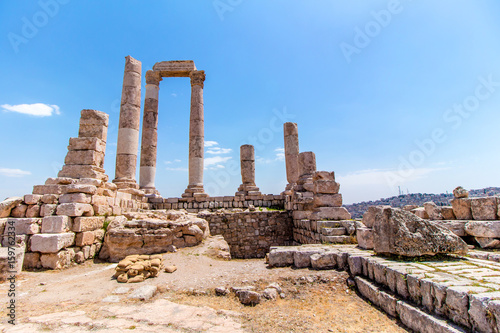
<box><xmin>468</xmin><ymin>292</ymin><xmax>500</xmax><ymax>333</ymax></box>
<box><xmin>298</xmin><ymin>152</ymin><xmax>316</xmax><ymax>176</ymax></box>
<box><xmin>32</xmin><ymin>185</ymin><xmax>65</xmax><ymax>195</ymax></box>
<box><xmin>311</xmin><ymin>207</ymin><xmax>351</xmax><ymax>220</ymax></box>
<box><xmin>0</xmin><ymin>197</ymin><xmax>23</xmax><ymax>217</ymax></box>
<box><xmin>58</xmin><ymin>165</ymin><xmax>108</xmax><ymax>181</ymax></box>
<box><xmin>23</xmin><ymin>252</ymin><xmax>42</xmax><ymax>269</ymax></box>
<box><xmin>79</xmin><ymin>109</ymin><xmax>109</xmax><ymax>127</ymax></box>
<box><xmin>65</xmin><ymin>150</ymin><xmax>105</xmax><ymax>167</ymax></box>
<box><xmin>72</xmin><ymin>216</ymin><xmax>105</xmax><ymax>232</ymax></box>
<box><xmin>310</xmin><ymin>252</ymin><xmax>336</xmax><ymax>270</ymax></box>
<box><xmin>77</xmin><ymin>178</ymin><xmax>103</xmax><ymax>187</ymax></box>
<box><xmin>31</xmin><ymin>233</ymin><xmax>75</xmax><ymax>253</ymax></box>
<box><xmin>411</xmin><ymin>207</ymin><xmax>429</xmax><ymax>219</ymax></box>
<box><xmin>75</xmin><ymin>231</ymin><xmax>95</xmax><ymax>247</ymax></box>
<box><xmin>451</xmin><ymin>198</ymin><xmax>472</xmax><ymax>220</ymax></box>
<box><xmin>313</xmin><ymin>194</ymin><xmax>342</xmax><ymax>207</ymax></box>
<box><xmin>45</xmin><ymin>177</ymin><xmax>75</xmax><ymax>185</ymax></box>
<box><xmin>0</xmin><ymin>247</ymin><xmax>24</xmax><ymax>280</ymax></box>
<box><xmin>294</xmin><ymin>249</ymin><xmax>324</xmax><ymax>268</ymax></box>
<box><xmin>94</xmin><ymin>229</ymin><xmax>105</xmax><ymax>242</ymax></box>
<box><xmin>24</xmin><ymin>194</ymin><xmax>42</xmax><ymax>205</ymax></box>
<box><xmin>475</xmin><ymin>237</ymin><xmax>500</xmax><ymax>249</ymax></box>
<box><xmin>40</xmin><ymin>250</ymin><xmax>73</xmax><ymax>269</ymax></box>
<box><xmin>41</xmin><ymin>194</ymin><xmax>59</xmax><ymax>204</ymax></box>
<box><xmin>40</xmin><ymin>204</ymin><xmax>57</xmax><ymax>217</ymax></box>
<box><xmin>423</xmin><ymin>202</ymin><xmax>443</xmax><ymax>220</ymax></box>
<box><xmin>93</xmin><ymin>204</ymin><xmax>111</xmax><ymax>216</ymax></box>
<box><xmin>56</xmin><ymin>203</ymin><xmax>93</xmax><ymax>217</ymax></box>
<box><xmin>68</xmin><ymin>137</ymin><xmax>106</xmax><ymax>152</ymax></box>
<box><xmin>0</xmin><ymin>219</ymin><xmax>6</xmax><ymax>235</ymax></box>
<box><xmin>59</xmin><ymin>193</ymin><xmax>92</xmax><ymax>204</ymax></box>
<box><xmin>446</xmin><ymin>286</ymin><xmax>488</xmax><ymax>328</ymax></box>
<box><xmin>4</xmin><ymin>218</ymin><xmax>41</xmax><ymax>235</ymax></box>
<box><xmin>64</xmin><ymin>184</ymin><xmax>97</xmax><ymax>195</ymax></box>
<box><xmin>440</xmin><ymin>220</ymin><xmax>467</xmax><ymax>237</ymax></box>
<box><xmin>78</xmin><ymin>123</ymin><xmax>108</xmax><ymax>141</ymax></box>
<box><xmin>465</xmin><ymin>221</ymin><xmax>500</xmax><ymax>238</ymax></box>
<box><xmin>268</xmin><ymin>248</ymin><xmax>295</xmax><ymax>267</ymax></box>
<box><xmin>363</xmin><ymin>206</ymin><xmax>391</xmax><ymax>228</ymax></box>
<box><xmin>312</xmin><ymin>171</ymin><xmax>335</xmax><ymax>181</ymax></box>
<box><xmin>91</xmin><ymin>195</ymin><xmax>108</xmax><ymax>205</ymax></box>
<box><xmin>441</xmin><ymin>206</ymin><xmax>456</xmax><ymax>220</ymax></box>
<box><xmin>313</xmin><ymin>180</ymin><xmax>340</xmax><ymax>194</ymax></box>
<box><xmin>356</xmin><ymin>227</ymin><xmax>374</xmax><ymax>250</ymax></box>
<box><xmin>453</xmin><ymin>186</ymin><xmax>469</xmax><ymax>198</ymax></box>
<box><xmin>471</xmin><ymin>197</ymin><xmax>498</xmax><ymax>220</ymax></box>
<box><xmin>11</xmin><ymin>204</ymin><xmax>28</xmax><ymax>218</ymax></box>
<box><xmin>42</xmin><ymin>216</ymin><xmax>71</xmax><ymax>233</ymax></box>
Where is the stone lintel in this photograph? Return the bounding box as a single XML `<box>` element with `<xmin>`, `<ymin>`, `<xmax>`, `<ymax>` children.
<box><xmin>152</xmin><ymin>60</ymin><xmax>197</xmax><ymax>77</ymax></box>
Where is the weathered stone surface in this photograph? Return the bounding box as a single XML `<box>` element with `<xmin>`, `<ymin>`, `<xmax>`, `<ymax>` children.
<box><xmin>313</xmin><ymin>180</ymin><xmax>340</xmax><ymax>194</ymax></box>
<box><xmin>237</xmin><ymin>290</ymin><xmax>260</xmax><ymax>306</ymax></box>
<box><xmin>441</xmin><ymin>206</ymin><xmax>456</xmax><ymax>220</ymax></box>
<box><xmin>72</xmin><ymin>216</ymin><xmax>105</xmax><ymax>232</ymax></box>
<box><xmin>26</xmin><ymin>204</ymin><xmax>41</xmax><ymax>218</ymax></box>
<box><xmin>30</xmin><ymin>233</ymin><xmax>75</xmax><ymax>253</ymax></box>
<box><xmin>41</xmin><ymin>216</ymin><xmax>71</xmax><ymax>233</ymax></box>
<box><xmin>411</xmin><ymin>207</ymin><xmax>429</xmax><ymax>219</ymax></box>
<box><xmin>356</xmin><ymin>227</ymin><xmax>374</xmax><ymax>250</ymax></box>
<box><xmin>0</xmin><ymin>247</ymin><xmax>24</xmax><ymax>280</ymax></box>
<box><xmin>65</xmin><ymin>150</ymin><xmax>105</xmax><ymax>168</ymax></box>
<box><xmin>268</xmin><ymin>248</ymin><xmax>295</xmax><ymax>267</ymax></box>
<box><xmin>68</xmin><ymin>137</ymin><xmax>106</xmax><ymax>152</ymax></box>
<box><xmin>468</xmin><ymin>292</ymin><xmax>500</xmax><ymax>333</ymax></box>
<box><xmin>40</xmin><ymin>204</ymin><xmax>57</xmax><ymax>217</ymax></box>
<box><xmin>41</xmin><ymin>194</ymin><xmax>59</xmax><ymax>204</ymax></box>
<box><xmin>56</xmin><ymin>203</ymin><xmax>93</xmax><ymax>217</ymax></box>
<box><xmin>294</xmin><ymin>249</ymin><xmax>324</xmax><ymax>268</ymax></box>
<box><xmin>128</xmin><ymin>285</ymin><xmax>157</xmax><ymax>301</ymax></box>
<box><xmin>471</xmin><ymin>197</ymin><xmax>498</xmax><ymax>220</ymax></box>
<box><xmin>475</xmin><ymin>237</ymin><xmax>500</xmax><ymax>249</ymax></box>
<box><xmin>64</xmin><ymin>184</ymin><xmax>98</xmax><ymax>195</ymax></box>
<box><xmin>79</xmin><ymin>123</ymin><xmax>108</xmax><ymax>141</ymax></box>
<box><xmin>75</xmin><ymin>232</ymin><xmax>95</xmax><ymax>246</ymax></box>
<box><xmin>311</xmin><ymin>207</ymin><xmax>351</xmax><ymax>220</ymax></box>
<box><xmin>424</xmin><ymin>202</ymin><xmax>443</xmax><ymax>220</ymax></box>
<box><xmin>40</xmin><ymin>250</ymin><xmax>73</xmax><ymax>269</ymax></box>
<box><xmin>313</xmin><ymin>194</ymin><xmax>342</xmax><ymax>207</ymax></box>
<box><xmin>465</xmin><ymin>221</ymin><xmax>500</xmax><ymax>238</ymax></box>
<box><xmin>451</xmin><ymin>198</ymin><xmax>472</xmax><ymax>220</ymax></box>
<box><xmin>310</xmin><ymin>252</ymin><xmax>336</xmax><ymax>270</ymax></box>
<box><xmin>363</xmin><ymin>206</ymin><xmax>390</xmax><ymax>228</ymax></box>
<box><xmin>298</xmin><ymin>151</ymin><xmax>316</xmax><ymax>176</ymax></box>
<box><xmin>59</xmin><ymin>193</ymin><xmax>92</xmax><ymax>204</ymax></box>
<box><xmin>24</xmin><ymin>194</ymin><xmax>42</xmax><ymax>205</ymax></box>
<box><xmin>4</xmin><ymin>218</ymin><xmax>41</xmax><ymax>235</ymax></box>
<box><xmin>33</xmin><ymin>185</ymin><xmax>65</xmax><ymax>195</ymax></box>
<box><xmin>0</xmin><ymin>197</ymin><xmax>23</xmax><ymax>218</ymax></box>
<box><xmin>23</xmin><ymin>252</ymin><xmax>41</xmax><ymax>269</ymax></box>
<box><xmin>440</xmin><ymin>221</ymin><xmax>467</xmax><ymax>237</ymax></box>
<box><xmin>11</xmin><ymin>204</ymin><xmax>28</xmax><ymax>218</ymax></box>
<box><xmin>58</xmin><ymin>164</ymin><xmax>108</xmax><ymax>181</ymax></box>
<box><xmin>373</xmin><ymin>208</ymin><xmax>468</xmax><ymax>257</ymax></box>
<box><xmin>453</xmin><ymin>186</ymin><xmax>469</xmax><ymax>198</ymax></box>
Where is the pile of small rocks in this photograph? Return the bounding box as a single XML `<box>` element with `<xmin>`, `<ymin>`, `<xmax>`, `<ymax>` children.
<box><xmin>113</xmin><ymin>254</ymin><xmax>164</xmax><ymax>283</ymax></box>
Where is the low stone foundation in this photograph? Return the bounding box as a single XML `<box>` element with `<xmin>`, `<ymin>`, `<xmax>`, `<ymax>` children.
<box><xmin>200</xmin><ymin>210</ymin><xmax>293</xmax><ymax>259</ymax></box>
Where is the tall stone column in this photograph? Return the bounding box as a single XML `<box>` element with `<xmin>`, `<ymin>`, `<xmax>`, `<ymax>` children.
<box><xmin>139</xmin><ymin>70</ymin><xmax>162</xmax><ymax>194</ymax></box>
<box><xmin>236</xmin><ymin>144</ymin><xmax>261</xmax><ymax>197</ymax></box>
<box><xmin>183</xmin><ymin>70</ymin><xmax>208</xmax><ymax>198</ymax></box>
<box><xmin>113</xmin><ymin>56</ymin><xmax>141</xmax><ymax>189</ymax></box>
<box><xmin>283</xmin><ymin>122</ymin><xmax>299</xmax><ymax>191</ymax></box>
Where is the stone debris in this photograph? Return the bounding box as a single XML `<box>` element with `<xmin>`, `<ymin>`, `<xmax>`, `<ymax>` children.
<box><xmin>128</xmin><ymin>285</ymin><xmax>158</xmax><ymax>301</ymax></box>
<box><xmin>164</xmin><ymin>265</ymin><xmax>177</xmax><ymax>273</ymax></box>
<box><xmin>113</xmin><ymin>254</ymin><xmax>164</xmax><ymax>283</ymax></box>
<box><xmin>373</xmin><ymin>207</ymin><xmax>468</xmax><ymax>257</ymax></box>
<box><xmin>0</xmin><ymin>197</ymin><xmax>23</xmax><ymax>218</ymax></box>
<box><xmin>236</xmin><ymin>290</ymin><xmax>261</xmax><ymax>306</ymax></box>
<box><xmin>453</xmin><ymin>186</ymin><xmax>469</xmax><ymax>199</ymax></box>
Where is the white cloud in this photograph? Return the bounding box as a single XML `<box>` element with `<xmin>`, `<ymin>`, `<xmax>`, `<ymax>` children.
<box><xmin>165</xmin><ymin>159</ymin><xmax>182</xmax><ymax>165</ymax></box>
<box><xmin>205</xmin><ymin>156</ymin><xmax>232</xmax><ymax>170</ymax></box>
<box><xmin>171</xmin><ymin>93</ymin><xmax>177</xmax><ymax>97</ymax></box>
<box><xmin>0</xmin><ymin>168</ymin><xmax>31</xmax><ymax>177</ymax></box>
<box><xmin>166</xmin><ymin>167</ymin><xmax>188</xmax><ymax>172</ymax></box>
<box><xmin>206</xmin><ymin>147</ymin><xmax>232</xmax><ymax>155</ymax></box>
<box><xmin>204</xmin><ymin>140</ymin><xmax>218</xmax><ymax>147</ymax></box>
<box><xmin>174</xmin><ymin>159</ymin><xmax>181</xmax><ymax>163</ymax></box>
<box><xmin>275</xmin><ymin>147</ymin><xmax>285</xmax><ymax>161</ymax></box>
<box><xmin>1</xmin><ymin>103</ymin><xmax>61</xmax><ymax>117</ymax></box>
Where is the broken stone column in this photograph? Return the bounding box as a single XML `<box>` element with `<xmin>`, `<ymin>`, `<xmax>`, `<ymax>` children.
<box><xmin>236</xmin><ymin>145</ymin><xmax>261</xmax><ymax>198</ymax></box>
<box><xmin>298</xmin><ymin>151</ymin><xmax>316</xmax><ymax>185</ymax></box>
<box><xmin>284</xmin><ymin>122</ymin><xmax>299</xmax><ymax>191</ymax></box>
<box><xmin>113</xmin><ymin>56</ymin><xmax>142</xmax><ymax>189</ymax></box>
<box><xmin>139</xmin><ymin>70</ymin><xmax>162</xmax><ymax>195</ymax></box>
<box><xmin>58</xmin><ymin>109</ymin><xmax>109</xmax><ymax>181</ymax></box>
<box><xmin>183</xmin><ymin>70</ymin><xmax>208</xmax><ymax>198</ymax></box>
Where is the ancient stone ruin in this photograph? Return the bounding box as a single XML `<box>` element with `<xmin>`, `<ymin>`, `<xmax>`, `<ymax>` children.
<box><xmin>2</xmin><ymin>55</ymin><xmax>500</xmax><ymax>332</ymax></box>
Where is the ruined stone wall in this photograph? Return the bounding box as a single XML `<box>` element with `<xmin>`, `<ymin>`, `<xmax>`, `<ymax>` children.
<box><xmin>149</xmin><ymin>195</ymin><xmax>284</xmax><ymax>213</ymax></box>
<box><xmin>199</xmin><ymin>211</ymin><xmax>293</xmax><ymax>259</ymax></box>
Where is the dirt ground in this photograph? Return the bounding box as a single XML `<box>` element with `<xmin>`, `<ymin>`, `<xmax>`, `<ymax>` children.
<box><xmin>0</xmin><ymin>241</ymin><xmax>409</xmax><ymax>332</ymax></box>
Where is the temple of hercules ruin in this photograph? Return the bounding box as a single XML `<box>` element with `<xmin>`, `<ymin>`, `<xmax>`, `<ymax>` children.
<box><xmin>5</xmin><ymin>55</ymin><xmax>500</xmax><ymax>332</ymax></box>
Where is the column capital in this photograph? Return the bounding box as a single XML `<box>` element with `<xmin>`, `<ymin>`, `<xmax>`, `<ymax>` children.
<box><xmin>146</xmin><ymin>70</ymin><xmax>162</xmax><ymax>86</ymax></box>
<box><xmin>190</xmin><ymin>70</ymin><xmax>205</xmax><ymax>88</ymax></box>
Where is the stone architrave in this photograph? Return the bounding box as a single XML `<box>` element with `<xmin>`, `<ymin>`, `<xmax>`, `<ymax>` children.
<box><xmin>139</xmin><ymin>70</ymin><xmax>162</xmax><ymax>194</ymax></box>
<box><xmin>283</xmin><ymin>122</ymin><xmax>299</xmax><ymax>189</ymax></box>
<box><xmin>183</xmin><ymin>70</ymin><xmax>208</xmax><ymax>198</ymax></box>
<box><xmin>113</xmin><ymin>56</ymin><xmax>142</xmax><ymax>189</ymax></box>
<box><xmin>236</xmin><ymin>145</ymin><xmax>261</xmax><ymax>196</ymax></box>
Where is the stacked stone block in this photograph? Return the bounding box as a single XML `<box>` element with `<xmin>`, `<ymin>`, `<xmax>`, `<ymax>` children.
<box><xmin>283</xmin><ymin>122</ymin><xmax>299</xmax><ymax>194</ymax></box>
<box><xmin>235</xmin><ymin>145</ymin><xmax>262</xmax><ymax>200</ymax></box>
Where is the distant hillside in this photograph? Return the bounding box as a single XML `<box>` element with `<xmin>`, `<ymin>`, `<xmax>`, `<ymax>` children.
<box><xmin>343</xmin><ymin>187</ymin><xmax>500</xmax><ymax>219</ymax></box>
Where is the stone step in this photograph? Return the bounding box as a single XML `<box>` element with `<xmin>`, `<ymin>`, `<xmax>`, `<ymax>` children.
<box><xmin>321</xmin><ymin>227</ymin><xmax>346</xmax><ymax>236</ymax></box>
<box><xmin>316</xmin><ymin>220</ymin><xmax>342</xmax><ymax>229</ymax></box>
<box><xmin>354</xmin><ymin>276</ymin><xmax>466</xmax><ymax>333</ymax></box>
<box><xmin>320</xmin><ymin>235</ymin><xmax>354</xmax><ymax>244</ymax></box>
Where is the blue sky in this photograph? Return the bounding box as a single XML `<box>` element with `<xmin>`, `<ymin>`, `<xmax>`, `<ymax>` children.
<box><xmin>1</xmin><ymin>1</ymin><xmax>499</xmax><ymax>204</ymax></box>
